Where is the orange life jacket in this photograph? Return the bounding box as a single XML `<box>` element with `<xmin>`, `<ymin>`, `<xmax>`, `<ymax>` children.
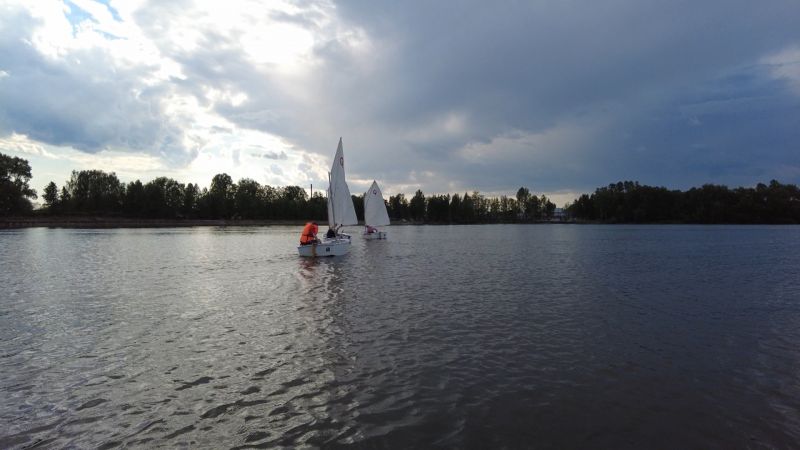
<box><xmin>300</xmin><ymin>222</ymin><xmax>318</xmax><ymax>245</ymax></box>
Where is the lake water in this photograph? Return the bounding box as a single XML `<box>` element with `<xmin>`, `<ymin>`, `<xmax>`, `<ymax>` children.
<box><xmin>1</xmin><ymin>225</ymin><xmax>799</xmax><ymax>448</ymax></box>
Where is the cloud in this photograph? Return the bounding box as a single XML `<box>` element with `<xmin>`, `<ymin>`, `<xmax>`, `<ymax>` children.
<box><xmin>763</xmin><ymin>46</ymin><xmax>800</xmax><ymax>95</ymax></box>
<box><xmin>0</xmin><ymin>3</ymin><xmax>192</xmax><ymax>164</ymax></box>
<box><xmin>1</xmin><ymin>0</ymin><xmax>799</xmax><ymax>203</ymax></box>
<box><xmin>0</xmin><ymin>133</ymin><xmax>57</xmax><ymax>158</ymax></box>
<box><xmin>252</xmin><ymin>151</ymin><xmax>288</xmax><ymax>160</ymax></box>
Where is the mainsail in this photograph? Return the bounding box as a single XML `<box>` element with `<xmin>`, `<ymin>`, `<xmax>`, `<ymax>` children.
<box><xmin>364</xmin><ymin>180</ymin><xmax>390</xmax><ymax>227</ymax></box>
<box><xmin>329</xmin><ymin>138</ymin><xmax>358</xmax><ymax>227</ymax></box>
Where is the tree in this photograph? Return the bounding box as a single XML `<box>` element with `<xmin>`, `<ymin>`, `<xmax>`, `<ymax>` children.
<box><xmin>183</xmin><ymin>183</ymin><xmax>199</xmax><ymax>217</ymax></box>
<box><xmin>43</xmin><ymin>182</ymin><xmax>59</xmax><ymax>208</ymax></box>
<box><xmin>516</xmin><ymin>187</ymin><xmax>530</xmax><ymax>219</ymax></box>
<box><xmin>124</xmin><ymin>180</ymin><xmax>145</xmax><ymax>215</ymax></box>
<box><xmin>461</xmin><ymin>192</ymin><xmax>475</xmax><ymax>222</ymax></box>
<box><xmin>409</xmin><ymin>189</ymin><xmax>426</xmax><ymax>221</ymax></box>
<box><xmin>566</xmin><ymin>180</ymin><xmax>800</xmax><ymax>224</ymax></box>
<box><xmin>260</xmin><ymin>185</ymin><xmax>278</xmax><ymax>219</ymax></box>
<box><xmin>208</xmin><ymin>173</ymin><xmax>234</xmax><ymax>218</ymax></box>
<box><xmin>542</xmin><ymin>195</ymin><xmax>556</xmax><ymax>219</ymax></box>
<box><xmin>65</xmin><ymin>170</ymin><xmax>124</xmax><ymax>213</ymax></box>
<box><xmin>425</xmin><ymin>194</ymin><xmax>450</xmax><ymax>222</ymax></box>
<box><xmin>450</xmin><ymin>193</ymin><xmax>462</xmax><ymax>222</ymax></box>
<box><xmin>525</xmin><ymin>195</ymin><xmax>541</xmax><ymax>220</ymax></box>
<box><xmin>270</xmin><ymin>185</ymin><xmax>308</xmax><ymax>219</ymax></box>
<box><xmin>352</xmin><ymin>194</ymin><xmax>364</xmax><ymax>222</ymax></box>
<box><xmin>471</xmin><ymin>191</ymin><xmax>488</xmax><ymax>221</ymax></box>
<box><xmin>0</xmin><ymin>153</ymin><xmax>37</xmax><ymax>215</ymax></box>
<box><xmin>307</xmin><ymin>191</ymin><xmax>327</xmax><ymax>221</ymax></box>
<box><xmin>60</xmin><ymin>186</ymin><xmax>71</xmax><ymax>205</ymax></box>
<box><xmin>234</xmin><ymin>178</ymin><xmax>262</xmax><ymax>219</ymax></box>
<box><xmin>388</xmin><ymin>193</ymin><xmax>408</xmax><ymax>220</ymax></box>
<box><xmin>567</xmin><ymin>194</ymin><xmax>594</xmax><ymax>220</ymax></box>
<box><xmin>142</xmin><ymin>177</ymin><xmax>184</xmax><ymax>217</ymax></box>
<box><xmin>489</xmin><ymin>197</ymin><xmax>501</xmax><ymax>221</ymax></box>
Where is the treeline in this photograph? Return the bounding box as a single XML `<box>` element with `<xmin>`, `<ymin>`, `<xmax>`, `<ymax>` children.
<box><xmin>567</xmin><ymin>180</ymin><xmax>800</xmax><ymax>223</ymax></box>
<box><xmin>39</xmin><ymin>170</ymin><xmax>329</xmax><ymax>220</ymax></box>
<box><xmin>385</xmin><ymin>187</ymin><xmax>556</xmax><ymax>223</ymax></box>
<box><xmin>6</xmin><ymin>152</ymin><xmax>799</xmax><ymax>224</ymax></box>
<box><xmin>38</xmin><ymin>170</ymin><xmax>556</xmax><ymax>223</ymax></box>
<box><xmin>2</xmin><ymin>152</ymin><xmax>558</xmax><ymax>222</ymax></box>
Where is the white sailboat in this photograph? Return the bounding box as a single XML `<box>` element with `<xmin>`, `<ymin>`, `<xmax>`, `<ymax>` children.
<box><xmin>298</xmin><ymin>138</ymin><xmax>358</xmax><ymax>257</ymax></box>
<box><xmin>363</xmin><ymin>180</ymin><xmax>390</xmax><ymax>240</ymax></box>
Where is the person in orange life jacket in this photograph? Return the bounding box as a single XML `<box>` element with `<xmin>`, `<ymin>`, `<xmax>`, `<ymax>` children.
<box><xmin>300</xmin><ymin>222</ymin><xmax>319</xmax><ymax>245</ymax></box>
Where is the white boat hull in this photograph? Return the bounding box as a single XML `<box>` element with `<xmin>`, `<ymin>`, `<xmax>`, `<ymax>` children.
<box><xmin>363</xmin><ymin>230</ymin><xmax>387</xmax><ymax>240</ymax></box>
<box><xmin>297</xmin><ymin>237</ymin><xmax>351</xmax><ymax>257</ymax></box>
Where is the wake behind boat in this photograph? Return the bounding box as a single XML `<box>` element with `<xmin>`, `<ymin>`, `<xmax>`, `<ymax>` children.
<box><xmin>298</xmin><ymin>138</ymin><xmax>358</xmax><ymax>257</ymax></box>
<box><xmin>363</xmin><ymin>180</ymin><xmax>390</xmax><ymax>240</ymax></box>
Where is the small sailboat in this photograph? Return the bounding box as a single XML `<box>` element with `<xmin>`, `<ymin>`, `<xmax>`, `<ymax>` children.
<box><xmin>298</xmin><ymin>138</ymin><xmax>358</xmax><ymax>257</ymax></box>
<box><xmin>363</xmin><ymin>180</ymin><xmax>390</xmax><ymax>240</ymax></box>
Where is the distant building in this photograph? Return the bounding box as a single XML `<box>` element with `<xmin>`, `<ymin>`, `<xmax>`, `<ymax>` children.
<box><xmin>552</xmin><ymin>208</ymin><xmax>566</xmax><ymax>221</ymax></box>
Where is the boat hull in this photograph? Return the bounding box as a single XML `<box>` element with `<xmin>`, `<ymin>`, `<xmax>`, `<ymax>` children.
<box><xmin>363</xmin><ymin>231</ymin><xmax>387</xmax><ymax>240</ymax></box>
<box><xmin>297</xmin><ymin>237</ymin><xmax>351</xmax><ymax>257</ymax></box>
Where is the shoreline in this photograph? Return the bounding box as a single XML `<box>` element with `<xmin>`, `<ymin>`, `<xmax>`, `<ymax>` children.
<box><xmin>2</xmin><ymin>217</ymin><xmax>574</xmax><ymax>229</ymax></box>
<box><xmin>3</xmin><ymin>217</ymin><xmax>793</xmax><ymax>229</ymax></box>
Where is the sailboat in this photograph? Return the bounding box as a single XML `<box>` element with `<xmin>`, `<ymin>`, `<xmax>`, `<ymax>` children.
<box><xmin>298</xmin><ymin>138</ymin><xmax>358</xmax><ymax>257</ymax></box>
<box><xmin>363</xmin><ymin>180</ymin><xmax>390</xmax><ymax>239</ymax></box>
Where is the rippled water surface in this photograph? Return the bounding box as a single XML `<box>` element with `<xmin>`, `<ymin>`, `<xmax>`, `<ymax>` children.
<box><xmin>2</xmin><ymin>225</ymin><xmax>800</xmax><ymax>448</ymax></box>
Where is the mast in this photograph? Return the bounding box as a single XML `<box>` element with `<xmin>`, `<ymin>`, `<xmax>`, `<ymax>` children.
<box><xmin>328</xmin><ymin>171</ymin><xmax>335</xmax><ymax>228</ymax></box>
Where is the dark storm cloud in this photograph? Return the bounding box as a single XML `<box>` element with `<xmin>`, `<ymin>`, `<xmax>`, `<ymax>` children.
<box><xmin>312</xmin><ymin>0</ymin><xmax>800</xmax><ymax>193</ymax></box>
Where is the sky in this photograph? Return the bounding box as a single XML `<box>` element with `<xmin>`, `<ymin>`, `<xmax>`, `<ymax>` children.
<box><xmin>1</xmin><ymin>0</ymin><xmax>799</xmax><ymax>206</ymax></box>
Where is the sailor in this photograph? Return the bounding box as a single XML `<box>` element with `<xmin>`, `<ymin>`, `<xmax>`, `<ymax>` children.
<box><xmin>300</xmin><ymin>222</ymin><xmax>319</xmax><ymax>245</ymax></box>
<box><xmin>326</xmin><ymin>227</ymin><xmax>336</xmax><ymax>239</ymax></box>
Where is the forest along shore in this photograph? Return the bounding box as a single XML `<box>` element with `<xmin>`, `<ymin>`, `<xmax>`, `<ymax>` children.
<box><xmin>4</xmin><ymin>153</ymin><xmax>800</xmax><ymax>225</ymax></box>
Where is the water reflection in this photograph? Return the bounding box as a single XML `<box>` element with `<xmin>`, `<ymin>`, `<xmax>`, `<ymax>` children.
<box><xmin>2</xmin><ymin>225</ymin><xmax>800</xmax><ymax>448</ymax></box>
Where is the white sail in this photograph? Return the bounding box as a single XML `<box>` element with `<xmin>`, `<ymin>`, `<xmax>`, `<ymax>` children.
<box><xmin>330</xmin><ymin>138</ymin><xmax>358</xmax><ymax>226</ymax></box>
<box><xmin>299</xmin><ymin>137</ymin><xmax>356</xmax><ymax>257</ymax></box>
<box><xmin>364</xmin><ymin>180</ymin><xmax>390</xmax><ymax>227</ymax></box>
